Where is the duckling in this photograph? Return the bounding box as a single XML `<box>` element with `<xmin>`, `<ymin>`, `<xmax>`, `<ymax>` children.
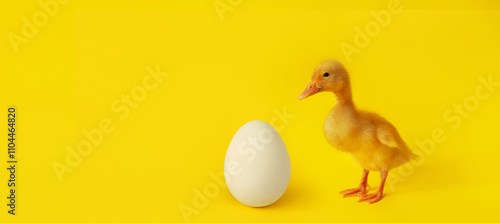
<box><xmin>299</xmin><ymin>60</ymin><xmax>416</xmax><ymax>204</ymax></box>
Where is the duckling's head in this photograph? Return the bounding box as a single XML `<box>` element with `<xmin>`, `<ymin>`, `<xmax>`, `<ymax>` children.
<box><xmin>299</xmin><ymin>60</ymin><xmax>349</xmax><ymax>100</ymax></box>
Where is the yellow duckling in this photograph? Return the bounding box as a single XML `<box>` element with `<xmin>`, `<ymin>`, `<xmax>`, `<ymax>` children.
<box><xmin>299</xmin><ymin>60</ymin><xmax>416</xmax><ymax>204</ymax></box>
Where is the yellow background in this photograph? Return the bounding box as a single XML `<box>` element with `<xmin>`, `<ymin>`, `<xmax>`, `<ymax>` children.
<box><xmin>1</xmin><ymin>0</ymin><xmax>500</xmax><ymax>222</ymax></box>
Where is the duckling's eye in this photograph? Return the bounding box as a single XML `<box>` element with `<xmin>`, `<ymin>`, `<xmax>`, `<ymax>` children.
<box><xmin>323</xmin><ymin>72</ymin><xmax>329</xmax><ymax>77</ymax></box>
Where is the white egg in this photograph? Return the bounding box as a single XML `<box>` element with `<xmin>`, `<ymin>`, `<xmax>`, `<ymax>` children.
<box><xmin>224</xmin><ymin>120</ymin><xmax>291</xmax><ymax>207</ymax></box>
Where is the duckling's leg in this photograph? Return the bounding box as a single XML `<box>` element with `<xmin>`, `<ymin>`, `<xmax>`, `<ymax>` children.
<box><xmin>339</xmin><ymin>169</ymin><xmax>370</xmax><ymax>197</ymax></box>
<box><xmin>358</xmin><ymin>170</ymin><xmax>388</xmax><ymax>204</ymax></box>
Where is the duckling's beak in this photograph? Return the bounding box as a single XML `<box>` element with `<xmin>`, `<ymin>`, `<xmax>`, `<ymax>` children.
<box><xmin>299</xmin><ymin>81</ymin><xmax>321</xmax><ymax>100</ymax></box>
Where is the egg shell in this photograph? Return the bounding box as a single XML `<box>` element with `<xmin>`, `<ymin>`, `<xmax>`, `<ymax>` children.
<box><xmin>224</xmin><ymin>120</ymin><xmax>291</xmax><ymax>207</ymax></box>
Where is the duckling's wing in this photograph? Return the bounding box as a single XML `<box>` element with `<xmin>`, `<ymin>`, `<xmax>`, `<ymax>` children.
<box><xmin>359</xmin><ymin>110</ymin><xmax>411</xmax><ymax>152</ymax></box>
<box><xmin>376</xmin><ymin>124</ymin><xmax>417</xmax><ymax>164</ymax></box>
<box><xmin>375</xmin><ymin>125</ymin><xmax>404</xmax><ymax>149</ymax></box>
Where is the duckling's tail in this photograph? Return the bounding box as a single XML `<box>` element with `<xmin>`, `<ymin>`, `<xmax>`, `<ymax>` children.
<box><xmin>409</xmin><ymin>152</ymin><xmax>419</xmax><ymax>161</ymax></box>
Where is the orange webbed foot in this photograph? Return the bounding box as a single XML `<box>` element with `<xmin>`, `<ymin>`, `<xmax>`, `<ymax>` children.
<box><xmin>358</xmin><ymin>191</ymin><xmax>383</xmax><ymax>204</ymax></box>
<box><xmin>340</xmin><ymin>169</ymin><xmax>370</xmax><ymax>198</ymax></box>
<box><xmin>339</xmin><ymin>184</ymin><xmax>370</xmax><ymax>197</ymax></box>
<box><xmin>357</xmin><ymin>170</ymin><xmax>388</xmax><ymax>204</ymax></box>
